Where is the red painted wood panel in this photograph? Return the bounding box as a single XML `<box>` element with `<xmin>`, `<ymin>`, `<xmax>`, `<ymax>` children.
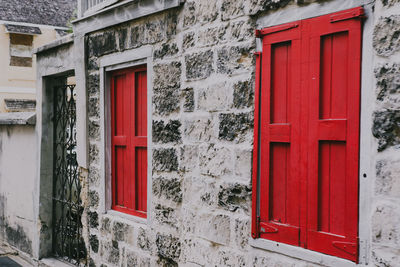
<box><xmin>135</xmin><ymin>71</ymin><xmax>147</xmax><ymax>137</ymax></box>
<box><xmin>258</xmin><ymin>24</ymin><xmax>301</xmax><ymax>246</ymax></box>
<box><xmin>136</xmin><ymin>148</ymin><xmax>147</xmax><ymax>212</ymax></box>
<box><xmin>251</xmin><ymin>52</ymin><xmax>262</xmax><ymax>238</ymax></box>
<box><xmin>112</xmin><ymin>74</ymin><xmax>127</xmax><ymax>207</ymax></box>
<box><xmin>306</xmin><ymin>9</ymin><xmax>362</xmax><ymax>261</ymax></box>
<box><xmin>318</xmin><ymin>141</ymin><xmax>346</xmax><ymax>235</ymax></box>
<box><xmin>320</xmin><ymin>32</ymin><xmax>348</xmax><ymax>119</ymax></box>
<box><xmin>111</xmin><ymin>66</ymin><xmax>147</xmax><ymax>218</ymax></box>
<box><xmin>270</xmin><ymin>42</ymin><xmax>290</xmax><ymax>123</ymax></box>
<box><xmin>134</xmin><ymin>70</ymin><xmax>147</xmax><ymax>213</ymax></box>
<box><xmin>253</xmin><ymin>6</ymin><xmax>363</xmax><ymax>262</ymax></box>
<box><xmin>270</xmin><ymin>143</ymin><xmax>290</xmax><ymax>223</ymax></box>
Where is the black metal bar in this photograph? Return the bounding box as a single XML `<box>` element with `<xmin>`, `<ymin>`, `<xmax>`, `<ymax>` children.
<box><xmin>52</xmin><ymin>84</ymin><xmax>86</xmax><ymax>266</ymax></box>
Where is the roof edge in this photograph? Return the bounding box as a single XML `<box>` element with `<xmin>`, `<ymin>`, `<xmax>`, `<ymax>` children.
<box><xmin>0</xmin><ymin>20</ymin><xmax>70</xmax><ymax>30</ymax></box>
<box><xmin>34</xmin><ymin>34</ymin><xmax>74</xmax><ymax>54</ymax></box>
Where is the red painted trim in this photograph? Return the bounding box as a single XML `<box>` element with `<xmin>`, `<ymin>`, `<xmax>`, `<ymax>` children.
<box><xmin>330</xmin><ymin>6</ymin><xmax>364</xmax><ymax>23</ymax></box>
<box><xmin>258</xmin><ymin>23</ymin><xmax>299</xmax><ymax>37</ymax></box>
<box><xmin>111</xmin><ymin>75</ymin><xmax>116</xmax><ymax>208</ymax></box>
<box><xmin>112</xmin><ymin>205</ymin><xmax>147</xmax><ymax>218</ymax></box>
<box><xmin>251</xmin><ymin>52</ymin><xmax>262</xmax><ymax>239</ymax></box>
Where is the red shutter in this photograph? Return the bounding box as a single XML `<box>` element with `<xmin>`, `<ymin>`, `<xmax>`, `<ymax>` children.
<box><xmin>111</xmin><ymin>65</ymin><xmax>147</xmax><ymax>218</ymax></box>
<box><xmin>253</xmin><ymin>7</ymin><xmax>363</xmax><ymax>262</ymax></box>
<box><xmin>256</xmin><ymin>23</ymin><xmax>302</xmax><ymax>246</ymax></box>
<box><xmin>306</xmin><ymin>8</ymin><xmax>362</xmax><ymax>262</ymax></box>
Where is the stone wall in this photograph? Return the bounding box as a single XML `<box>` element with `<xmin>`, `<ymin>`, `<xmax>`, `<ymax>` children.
<box><xmin>82</xmin><ymin>0</ymin><xmax>400</xmax><ymax>266</ymax></box>
<box><xmin>371</xmin><ymin>1</ymin><xmax>400</xmax><ymax>266</ymax></box>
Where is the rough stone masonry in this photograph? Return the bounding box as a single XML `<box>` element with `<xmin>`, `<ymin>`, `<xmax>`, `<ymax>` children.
<box><xmin>80</xmin><ymin>0</ymin><xmax>400</xmax><ymax>266</ymax></box>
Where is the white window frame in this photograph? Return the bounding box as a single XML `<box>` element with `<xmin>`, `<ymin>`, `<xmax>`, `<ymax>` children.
<box><xmin>98</xmin><ymin>45</ymin><xmax>153</xmax><ymax>225</ymax></box>
<box><xmin>251</xmin><ymin>1</ymin><xmax>375</xmax><ymax>266</ymax></box>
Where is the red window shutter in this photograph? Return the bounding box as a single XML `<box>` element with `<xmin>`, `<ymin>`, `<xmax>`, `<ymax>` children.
<box><xmin>111</xmin><ymin>65</ymin><xmax>147</xmax><ymax>218</ymax></box>
<box><xmin>256</xmin><ymin>24</ymin><xmax>302</xmax><ymax>246</ymax></box>
<box><xmin>253</xmin><ymin>7</ymin><xmax>363</xmax><ymax>262</ymax></box>
<box><xmin>305</xmin><ymin>8</ymin><xmax>362</xmax><ymax>262</ymax></box>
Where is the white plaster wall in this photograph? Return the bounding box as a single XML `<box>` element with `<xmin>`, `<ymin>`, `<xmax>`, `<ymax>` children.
<box><xmin>0</xmin><ymin>124</ymin><xmax>37</xmax><ymax>256</ymax></box>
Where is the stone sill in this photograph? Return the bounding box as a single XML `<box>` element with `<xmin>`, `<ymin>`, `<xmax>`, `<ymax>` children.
<box><xmin>34</xmin><ymin>34</ymin><xmax>74</xmax><ymax>54</ymax></box>
<box><xmin>106</xmin><ymin>209</ymin><xmax>147</xmax><ymax>225</ymax></box>
<box><xmin>40</xmin><ymin>258</ymin><xmax>76</xmax><ymax>267</ymax></box>
<box><xmin>0</xmin><ymin>112</ymin><xmax>36</xmax><ymax>125</ymax></box>
<box><xmin>250</xmin><ymin>238</ymin><xmax>357</xmax><ymax>267</ymax></box>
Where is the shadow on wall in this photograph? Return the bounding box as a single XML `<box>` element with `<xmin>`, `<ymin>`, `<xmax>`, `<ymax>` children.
<box><xmin>0</xmin><ymin>195</ymin><xmax>32</xmax><ymax>255</ymax></box>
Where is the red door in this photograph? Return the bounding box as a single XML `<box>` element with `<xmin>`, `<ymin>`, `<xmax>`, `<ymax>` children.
<box><xmin>111</xmin><ymin>65</ymin><xmax>147</xmax><ymax>218</ymax></box>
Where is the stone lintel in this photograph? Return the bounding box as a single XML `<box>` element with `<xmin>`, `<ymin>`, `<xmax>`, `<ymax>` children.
<box><xmin>0</xmin><ymin>112</ymin><xmax>36</xmax><ymax>125</ymax></box>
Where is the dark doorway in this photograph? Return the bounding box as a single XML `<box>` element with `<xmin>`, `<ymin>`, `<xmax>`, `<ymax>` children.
<box><xmin>0</xmin><ymin>256</ymin><xmax>22</xmax><ymax>267</ymax></box>
<box><xmin>52</xmin><ymin>82</ymin><xmax>86</xmax><ymax>266</ymax></box>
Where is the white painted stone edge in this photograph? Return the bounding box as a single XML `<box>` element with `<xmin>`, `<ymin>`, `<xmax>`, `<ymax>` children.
<box><xmin>0</xmin><ymin>86</ymin><xmax>36</xmax><ymax>94</ymax></box>
<box><xmin>99</xmin><ymin>45</ymin><xmax>153</xmax><ymax>226</ymax></box>
<box><xmin>249</xmin><ymin>238</ymin><xmax>356</xmax><ymax>267</ymax></box>
<box><xmin>72</xmin><ymin>0</ymin><xmax>183</xmax><ymax>34</ymax></box>
<box><xmin>0</xmin><ymin>112</ymin><xmax>36</xmax><ymax>125</ymax></box>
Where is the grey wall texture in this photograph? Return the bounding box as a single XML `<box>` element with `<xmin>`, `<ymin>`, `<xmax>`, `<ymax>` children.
<box><xmin>0</xmin><ymin>125</ymin><xmax>37</xmax><ymax>257</ymax></box>
<box><xmin>29</xmin><ymin>0</ymin><xmax>400</xmax><ymax>266</ymax></box>
<box><xmin>84</xmin><ymin>0</ymin><xmax>400</xmax><ymax>266</ymax></box>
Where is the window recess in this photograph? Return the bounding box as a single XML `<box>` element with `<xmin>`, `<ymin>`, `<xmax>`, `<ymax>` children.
<box><xmin>252</xmin><ymin>6</ymin><xmax>363</xmax><ymax>263</ymax></box>
<box><xmin>111</xmin><ymin>65</ymin><xmax>148</xmax><ymax>218</ymax></box>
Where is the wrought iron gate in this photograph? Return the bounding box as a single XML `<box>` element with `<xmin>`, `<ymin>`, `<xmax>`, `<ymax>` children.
<box><xmin>52</xmin><ymin>84</ymin><xmax>86</xmax><ymax>265</ymax></box>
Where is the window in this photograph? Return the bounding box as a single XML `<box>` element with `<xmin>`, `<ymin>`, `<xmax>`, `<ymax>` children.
<box><xmin>111</xmin><ymin>65</ymin><xmax>147</xmax><ymax>218</ymax></box>
<box><xmin>252</xmin><ymin>7</ymin><xmax>363</xmax><ymax>262</ymax></box>
<box><xmin>9</xmin><ymin>33</ymin><xmax>33</xmax><ymax>67</ymax></box>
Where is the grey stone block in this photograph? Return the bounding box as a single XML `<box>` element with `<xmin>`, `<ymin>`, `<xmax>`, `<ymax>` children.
<box><xmin>153</xmin><ymin>62</ymin><xmax>181</xmax><ymax>90</ymax></box>
<box><xmin>372</xmin><ymin>204</ymin><xmax>400</xmax><ymax>246</ymax></box>
<box><xmin>219</xmin><ymin>112</ymin><xmax>254</xmax><ymax>143</ymax></box>
<box><xmin>156</xmin><ymin>233</ymin><xmax>181</xmax><ymax>261</ymax></box>
<box><xmin>153</xmin><ymin>120</ymin><xmax>181</xmax><ymax>144</ymax></box>
<box><xmin>183</xmin><ymin>116</ymin><xmax>216</xmax><ymax>143</ymax></box>
<box><xmin>88</xmin><ymin>31</ymin><xmax>118</xmax><ymax>57</ymax></box>
<box><xmin>185</xmin><ymin>50</ymin><xmax>214</xmax><ymax>80</ymax></box>
<box><xmin>373</xmin><ymin>15</ymin><xmax>400</xmax><ymax>57</ymax></box>
<box><xmin>182</xmin><ymin>32</ymin><xmax>195</xmax><ymax>51</ymax></box>
<box><xmin>155</xmin><ymin>204</ymin><xmax>178</xmax><ymax>229</ymax></box>
<box><xmin>218</xmin><ymin>182</ymin><xmax>251</xmax><ymax>212</ymax></box>
<box><xmin>182</xmin><ymin>88</ymin><xmax>194</xmax><ymax>112</ymax></box>
<box><xmin>153</xmin><ymin>148</ymin><xmax>178</xmax><ymax>172</ymax></box>
<box><xmin>221</xmin><ymin>0</ymin><xmax>245</xmax><ymax>21</ymax></box>
<box><xmin>154</xmin><ymin>42</ymin><xmax>179</xmax><ymax>59</ymax></box>
<box><xmin>372</xmin><ymin>109</ymin><xmax>400</xmax><ymax>151</ymax></box>
<box><xmin>198</xmin><ymin>213</ymin><xmax>230</xmax><ymax>245</ymax></box>
<box><xmin>152</xmin><ymin>177</ymin><xmax>182</xmax><ymax>203</ymax></box>
<box><xmin>376</xmin><ymin>159</ymin><xmax>400</xmax><ymax>198</ymax></box>
<box><xmin>233</xmin><ymin>79</ymin><xmax>254</xmax><ymax>109</ymax></box>
<box><xmin>199</xmin><ymin>144</ymin><xmax>232</xmax><ymax>177</ymax></box>
<box><xmin>217</xmin><ymin>45</ymin><xmax>254</xmax><ymax>75</ymax></box>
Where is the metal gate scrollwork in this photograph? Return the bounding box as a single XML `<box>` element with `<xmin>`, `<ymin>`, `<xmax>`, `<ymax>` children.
<box><xmin>52</xmin><ymin>84</ymin><xmax>86</xmax><ymax>265</ymax></box>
